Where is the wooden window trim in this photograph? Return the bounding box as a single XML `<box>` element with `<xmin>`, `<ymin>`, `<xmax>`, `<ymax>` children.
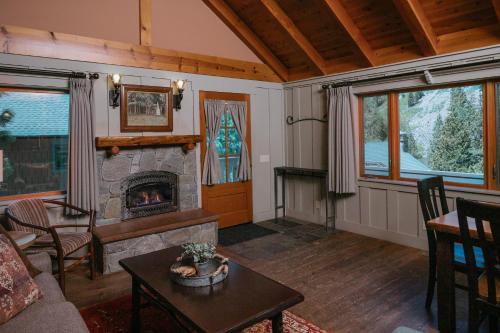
<box><xmin>359</xmin><ymin>81</ymin><xmax>498</xmax><ymax>190</ymax></box>
<box><xmin>0</xmin><ymin>87</ymin><xmax>69</xmax><ymax>201</ymax></box>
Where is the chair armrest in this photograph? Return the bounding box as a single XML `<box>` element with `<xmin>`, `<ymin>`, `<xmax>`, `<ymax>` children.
<box><xmin>43</xmin><ymin>199</ymin><xmax>91</xmax><ymax>215</ymax></box>
<box><xmin>27</xmin><ymin>252</ymin><xmax>52</xmax><ymax>274</ymax></box>
<box><xmin>50</xmin><ymin>224</ymin><xmax>87</xmax><ymax>229</ymax></box>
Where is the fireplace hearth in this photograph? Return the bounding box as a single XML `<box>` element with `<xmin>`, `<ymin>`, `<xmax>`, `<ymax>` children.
<box><xmin>121</xmin><ymin>171</ymin><xmax>178</xmax><ymax>220</ymax></box>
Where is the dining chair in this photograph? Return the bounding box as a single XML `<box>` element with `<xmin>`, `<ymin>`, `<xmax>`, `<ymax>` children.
<box><xmin>5</xmin><ymin>198</ymin><xmax>96</xmax><ymax>294</ymax></box>
<box><xmin>457</xmin><ymin>198</ymin><xmax>500</xmax><ymax>333</ymax></box>
<box><xmin>417</xmin><ymin>176</ymin><xmax>484</xmax><ymax>309</ymax></box>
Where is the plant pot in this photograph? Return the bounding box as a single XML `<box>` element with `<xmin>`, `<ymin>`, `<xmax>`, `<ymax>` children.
<box><xmin>194</xmin><ymin>260</ymin><xmax>211</xmax><ymax>276</ymax></box>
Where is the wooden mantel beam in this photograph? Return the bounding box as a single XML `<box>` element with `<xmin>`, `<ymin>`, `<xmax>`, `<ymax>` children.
<box><xmin>393</xmin><ymin>0</ymin><xmax>438</xmax><ymax>56</ymax></box>
<box><xmin>202</xmin><ymin>0</ymin><xmax>289</xmax><ymax>81</ymax></box>
<box><xmin>260</xmin><ymin>0</ymin><xmax>328</xmax><ymax>75</ymax></box>
<box><xmin>323</xmin><ymin>0</ymin><xmax>377</xmax><ymax>67</ymax></box>
<box><xmin>139</xmin><ymin>0</ymin><xmax>152</xmax><ymax>46</ymax></box>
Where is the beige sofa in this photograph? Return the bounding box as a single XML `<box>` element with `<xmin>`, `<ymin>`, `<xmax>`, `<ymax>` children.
<box><xmin>0</xmin><ymin>252</ymin><xmax>89</xmax><ymax>333</ymax></box>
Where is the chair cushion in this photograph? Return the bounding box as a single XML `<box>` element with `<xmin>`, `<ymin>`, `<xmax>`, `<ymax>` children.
<box><xmin>453</xmin><ymin>243</ymin><xmax>485</xmax><ymax>268</ymax></box>
<box><xmin>478</xmin><ymin>272</ymin><xmax>500</xmax><ymax>303</ymax></box>
<box><xmin>0</xmin><ymin>234</ymin><xmax>43</xmax><ymax>324</ymax></box>
<box><xmin>35</xmin><ymin>232</ymin><xmax>92</xmax><ymax>256</ymax></box>
<box><xmin>7</xmin><ymin>199</ymin><xmax>50</xmax><ymax>236</ymax></box>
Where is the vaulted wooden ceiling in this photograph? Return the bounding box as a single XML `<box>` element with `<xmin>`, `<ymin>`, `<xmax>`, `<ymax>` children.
<box><xmin>203</xmin><ymin>0</ymin><xmax>500</xmax><ymax>81</ymax></box>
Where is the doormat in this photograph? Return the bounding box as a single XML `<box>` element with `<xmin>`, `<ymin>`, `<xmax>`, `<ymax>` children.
<box><xmin>218</xmin><ymin>223</ymin><xmax>277</xmax><ymax>246</ymax></box>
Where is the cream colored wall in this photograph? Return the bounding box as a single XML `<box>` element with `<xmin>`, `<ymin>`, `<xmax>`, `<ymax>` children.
<box><xmin>0</xmin><ymin>53</ymin><xmax>283</xmax><ymax>222</ymax></box>
<box><xmin>0</xmin><ymin>0</ymin><xmax>260</xmax><ymax>63</ymax></box>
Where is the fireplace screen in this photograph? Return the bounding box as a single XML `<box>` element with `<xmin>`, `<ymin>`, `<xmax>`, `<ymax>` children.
<box><xmin>121</xmin><ymin>171</ymin><xmax>178</xmax><ymax>220</ymax></box>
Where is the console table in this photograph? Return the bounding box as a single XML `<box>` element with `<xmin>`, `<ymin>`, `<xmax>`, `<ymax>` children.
<box><xmin>274</xmin><ymin>167</ymin><xmax>334</xmax><ymax>230</ymax></box>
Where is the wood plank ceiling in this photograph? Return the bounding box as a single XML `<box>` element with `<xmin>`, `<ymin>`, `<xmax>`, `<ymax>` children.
<box><xmin>203</xmin><ymin>0</ymin><xmax>500</xmax><ymax>81</ymax></box>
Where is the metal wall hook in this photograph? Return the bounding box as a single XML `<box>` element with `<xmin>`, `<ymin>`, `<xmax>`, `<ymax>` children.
<box><xmin>286</xmin><ymin>114</ymin><xmax>328</xmax><ymax>125</ymax></box>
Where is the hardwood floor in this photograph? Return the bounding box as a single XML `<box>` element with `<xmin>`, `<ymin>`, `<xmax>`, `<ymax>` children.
<box><xmin>66</xmin><ymin>218</ymin><xmax>480</xmax><ymax>333</ymax></box>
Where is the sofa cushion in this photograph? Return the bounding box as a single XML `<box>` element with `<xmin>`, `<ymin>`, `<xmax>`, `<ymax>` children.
<box><xmin>0</xmin><ymin>301</ymin><xmax>89</xmax><ymax>333</ymax></box>
<box><xmin>27</xmin><ymin>252</ymin><xmax>52</xmax><ymax>275</ymax></box>
<box><xmin>0</xmin><ymin>234</ymin><xmax>43</xmax><ymax>324</ymax></box>
<box><xmin>34</xmin><ymin>272</ymin><xmax>65</xmax><ymax>304</ymax></box>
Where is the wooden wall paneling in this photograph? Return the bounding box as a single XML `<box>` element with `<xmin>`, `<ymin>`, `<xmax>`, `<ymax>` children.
<box><xmin>269</xmin><ymin>88</ymin><xmax>285</xmax><ymax>216</ymax></box>
<box><xmin>284</xmin><ymin>88</ymin><xmax>296</xmax><ymax>214</ymax></box>
<box><xmin>252</xmin><ymin>89</ymin><xmax>272</xmax><ymax>215</ymax></box>
<box><xmin>392</xmin><ymin>0</ymin><xmax>439</xmax><ymax>56</ymax></box>
<box><xmin>311</xmin><ymin>84</ymin><xmax>328</xmax><ymax>219</ymax></box>
<box><xmin>395</xmin><ymin>192</ymin><xmax>419</xmax><ymax>237</ymax></box>
<box><xmin>201</xmin><ymin>0</ymin><xmax>288</xmax><ymax>81</ymax></box>
<box><xmin>296</xmin><ymin>86</ymin><xmax>315</xmax><ymax>216</ymax></box>
<box><xmin>359</xmin><ymin>187</ymin><xmax>370</xmax><ymax>226</ymax></box>
<box><xmin>260</xmin><ymin>0</ymin><xmax>327</xmax><ymax>75</ymax></box>
<box><xmin>369</xmin><ymin>188</ymin><xmax>388</xmax><ymax>230</ymax></box>
<box><xmin>0</xmin><ymin>25</ymin><xmax>281</xmax><ymax>83</ymax></box>
<box><xmin>323</xmin><ymin>0</ymin><xmax>377</xmax><ymax>66</ymax></box>
<box><xmin>139</xmin><ymin>0</ymin><xmax>152</xmax><ymax>46</ymax></box>
<box><xmin>492</xmin><ymin>0</ymin><xmax>500</xmax><ymax>24</ymax></box>
<box><xmin>387</xmin><ymin>190</ymin><xmax>399</xmax><ymax>232</ymax></box>
<box><xmin>342</xmin><ymin>189</ymin><xmax>361</xmax><ymax>225</ymax></box>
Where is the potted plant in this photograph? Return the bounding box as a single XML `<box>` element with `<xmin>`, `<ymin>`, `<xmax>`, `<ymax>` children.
<box><xmin>181</xmin><ymin>242</ymin><xmax>216</xmax><ymax>276</ymax></box>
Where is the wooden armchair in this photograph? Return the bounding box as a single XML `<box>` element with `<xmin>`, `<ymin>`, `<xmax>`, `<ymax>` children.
<box><xmin>5</xmin><ymin>198</ymin><xmax>96</xmax><ymax>294</ymax></box>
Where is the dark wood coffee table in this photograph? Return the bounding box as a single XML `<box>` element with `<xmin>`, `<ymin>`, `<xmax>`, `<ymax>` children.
<box><xmin>119</xmin><ymin>247</ymin><xmax>304</xmax><ymax>333</ymax></box>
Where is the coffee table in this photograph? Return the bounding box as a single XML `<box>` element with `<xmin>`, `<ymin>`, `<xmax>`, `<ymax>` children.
<box><xmin>119</xmin><ymin>247</ymin><xmax>304</xmax><ymax>333</ymax></box>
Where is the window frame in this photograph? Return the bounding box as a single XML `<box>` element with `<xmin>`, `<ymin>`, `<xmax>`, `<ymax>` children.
<box><xmin>0</xmin><ymin>86</ymin><xmax>69</xmax><ymax>201</ymax></box>
<box><xmin>358</xmin><ymin>81</ymin><xmax>497</xmax><ymax>190</ymax></box>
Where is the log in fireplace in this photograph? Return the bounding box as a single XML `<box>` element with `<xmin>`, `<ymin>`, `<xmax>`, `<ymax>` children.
<box><xmin>121</xmin><ymin>171</ymin><xmax>178</xmax><ymax>220</ymax></box>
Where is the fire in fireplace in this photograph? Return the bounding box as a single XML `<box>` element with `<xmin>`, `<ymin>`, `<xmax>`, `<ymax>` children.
<box><xmin>121</xmin><ymin>171</ymin><xmax>178</xmax><ymax>220</ymax></box>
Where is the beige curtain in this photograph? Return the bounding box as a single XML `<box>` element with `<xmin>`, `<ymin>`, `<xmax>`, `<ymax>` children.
<box><xmin>227</xmin><ymin>101</ymin><xmax>251</xmax><ymax>181</ymax></box>
<box><xmin>328</xmin><ymin>86</ymin><xmax>356</xmax><ymax>194</ymax></box>
<box><xmin>202</xmin><ymin>99</ymin><xmax>225</xmax><ymax>185</ymax></box>
<box><xmin>67</xmin><ymin>78</ymin><xmax>99</xmax><ymax>212</ymax></box>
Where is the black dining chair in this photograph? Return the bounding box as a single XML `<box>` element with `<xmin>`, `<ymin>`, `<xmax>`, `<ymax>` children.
<box><xmin>417</xmin><ymin>176</ymin><xmax>485</xmax><ymax>309</ymax></box>
<box><xmin>457</xmin><ymin>198</ymin><xmax>500</xmax><ymax>333</ymax></box>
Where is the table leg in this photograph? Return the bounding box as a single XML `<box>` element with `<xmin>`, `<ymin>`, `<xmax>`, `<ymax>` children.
<box><xmin>436</xmin><ymin>232</ymin><xmax>456</xmax><ymax>333</ymax></box>
<box><xmin>132</xmin><ymin>277</ymin><xmax>141</xmax><ymax>333</ymax></box>
<box><xmin>281</xmin><ymin>173</ymin><xmax>286</xmax><ymax>220</ymax></box>
<box><xmin>272</xmin><ymin>312</ymin><xmax>283</xmax><ymax>333</ymax></box>
<box><xmin>325</xmin><ymin>178</ymin><xmax>329</xmax><ymax>231</ymax></box>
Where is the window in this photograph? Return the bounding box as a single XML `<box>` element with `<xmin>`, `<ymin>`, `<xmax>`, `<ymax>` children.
<box><xmin>360</xmin><ymin>82</ymin><xmax>494</xmax><ymax>188</ymax></box>
<box><xmin>0</xmin><ymin>88</ymin><xmax>69</xmax><ymax>198</ymax></box>
<box><xmin>214</xmin><ymin>110</ymin><xmax>241</xmax><ymax>183</ymax></box>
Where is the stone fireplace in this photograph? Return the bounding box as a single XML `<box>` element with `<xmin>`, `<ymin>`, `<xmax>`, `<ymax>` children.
<box><xmin>121</xmin><ymin>170</ymin><xmax>178</xmax><ymax>220</ymax></box>
<box><xmin>96</xmin><ymin>146</ymin><xmax>198</xmax><ymax>225</ymax></box>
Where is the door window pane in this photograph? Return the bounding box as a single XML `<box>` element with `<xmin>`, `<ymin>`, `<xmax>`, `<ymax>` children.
<box><xmin>228</xmin><ymin>156</ymin><xmax>240</xmax><ymax>182</ymax></box>
<box><xmin>362</xmin><ymin>95</ymin><xmax>389</xmax><ymax>176</ymax></box>
<box><xmin>226</xmin><ymin>111</ymin><xmax>235</xmax><ymax>127</ymax></box>
<box><xmin>227</xmin><ymin>128</ymin><xmax>241</xmax><ymax>155</ymax></box>
<box><xmin>215</xmin><ymin>128</ymin><xmax>226</xmax><ymax>155</ymax></box>
<box><xmin>398</xmin><ymin>85</ymin><xmax>484</xmax><ymax>185</ymax></box>
<box><xmin>218</xmin><ymin>157</ymin><xmax>226</xmax><ymax>184</ymax></box>
<box><xmin>0</xmin><ymin>90</ymin><xmax>69</xmax><ymax>197</ymax></box>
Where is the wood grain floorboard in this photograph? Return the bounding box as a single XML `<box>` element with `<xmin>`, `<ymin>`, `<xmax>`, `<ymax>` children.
<box><xmin>65</xmin><ymin>221</ymin><xmax>484</xmax><ymax>332</ymax></box>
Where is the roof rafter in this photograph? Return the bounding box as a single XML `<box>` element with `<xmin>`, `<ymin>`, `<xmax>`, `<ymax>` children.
<box><xmin>139</xmin><ymin>0</ymin><xmax>152</xmax><ymax>46</ymax></box>
<box><xmin>323</xmin><ymin>0</ymin><xmax>377</xmax><ymax>67</ymax></box>
<box><xmin>260</xmin><ymin>0</ymin><xmax>328</xmax><ymax>75</ymax></box>
<box><xmin>202</xmin><ymin>0</ymin><xmax>288</xmax><ymax>81</ymax></box>
<box><xmin>393</xmin><ymin>0</ymin><xmax>439</xmax><ymax>56</ymax></box>
<box><xmin>492</xmin><ymin>0</ymin><xmax>500</xmax><ymax>23</ymax></box>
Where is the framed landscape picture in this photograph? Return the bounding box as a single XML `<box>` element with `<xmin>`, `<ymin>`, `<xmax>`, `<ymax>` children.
<box><xmin>120</xmin><ymin>84</ymin><xmax>173</xmax><ymax>132</ymax></box>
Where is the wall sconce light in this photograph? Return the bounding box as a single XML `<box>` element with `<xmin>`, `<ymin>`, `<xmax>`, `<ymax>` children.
<box><xmin>109</xmin><ymin>73</ymin><xmax>121</xmax><ymax>108</ymax></box>
<box><xmin>173</xmin><ymin>80</ymin><xmax>186</xmax><ymax>110</ymax></box>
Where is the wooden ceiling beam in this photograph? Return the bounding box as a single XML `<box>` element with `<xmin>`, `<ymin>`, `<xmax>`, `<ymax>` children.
<box><xmin>393</xmin><ymin>0</ymin><xmax>438</xmax><ymax>56</ymax></box>
<box><xmin>323</xmin><ymin>0</ymin><xmax>377</xmax><ymax>67</ymax></box>
<box><xmin>260</xmin><ymin>0</ymin><xmax>328</xmax><ymax>75</ymax></box>
<box><xmin>139</xmin><ymin>0</ymin><xmax>152</xmax><ymax>46</ymax></box>
<box><xmin>202</xmin><ymin>0</ymin><xmax>288</xmax><ymax>81</ymax></box>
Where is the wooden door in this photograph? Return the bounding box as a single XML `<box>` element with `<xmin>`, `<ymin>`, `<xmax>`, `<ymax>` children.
<box><xmin>200</xmin><ymin>91</ymin><xmax>253</xmax><ymax>229</ymax></box>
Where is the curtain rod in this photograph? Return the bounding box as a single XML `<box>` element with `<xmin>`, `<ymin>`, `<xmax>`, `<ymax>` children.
<box><xmin>0</xmin><ymin>66</ymin><xmax>99</xmax><ymax>80</ymax></box>
<box><xmin>321</xmin><ymin>57</ymin><xmax>500</xmax><ymax>89</ymax></box>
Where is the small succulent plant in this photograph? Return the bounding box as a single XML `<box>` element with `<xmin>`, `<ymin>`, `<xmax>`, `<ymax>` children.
<box><xmin>181</xmin><ymin>242</ymin><xmax>216</xmax><ymax>263</ymax></box>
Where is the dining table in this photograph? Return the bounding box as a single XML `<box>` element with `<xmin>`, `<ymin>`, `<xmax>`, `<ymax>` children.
<box><xmin>426</xmin><ymin>210</ymin><xmax>492</xmax><ymax>333</ymax></box>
